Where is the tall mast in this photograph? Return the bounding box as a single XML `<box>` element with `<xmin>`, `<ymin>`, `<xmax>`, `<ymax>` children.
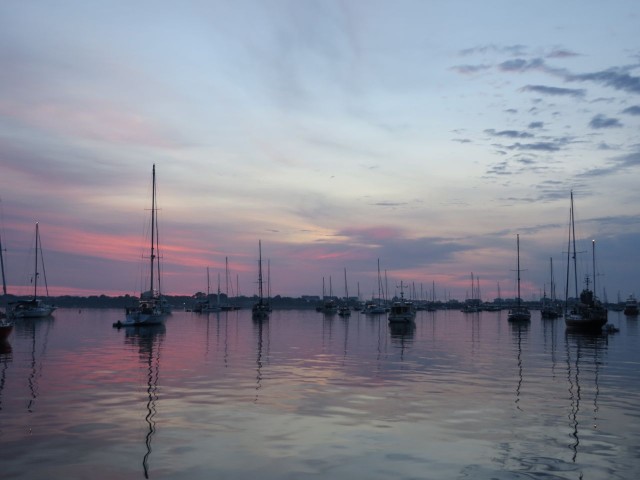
<box><xmin>0</xmin><ymin>214</ymin><xmax>6</xmax><ymax>296</ymax></box>
<box><xmin>516</xmin><ymin>234</ymin><xmax>521</xmax><ymax>306</ymax></box>
<box><xmin>344</xmin><ymin>267</ymin><xmax>349</xmax><ymax>299</ymax></box>
<box><xmin>549</xmin><ymin>257</ymin><xmax>554</xmax><ymax>301</ymax></box>
<box><xmin>207</xmin><ymin>266</ymin><xmax>211</xmax><ymax>299</ymax></box>
<box><xmin>257</xmin><ymin>240</ymin><xmax>263</xmax><ymax>302</ymax></box>
<box><xmin>592</xmin><ymin>240</ymin><xmax>596</xmax><ymax>299</ymax></box>
<box><xmin>470</xmin><ymin>272</ymin><xmax>474</xmax><ymax>299</ymax></box>
<box><xmin>377</xmin><ymin>258</ymin><xmax>382</xmax><ymax>304</ymax></box>
<box><xmin>571</xmin><ymin>191</ymin><xmax>578</xmax><ymax>299</ymax></box>
<box><xmin>34</xmin><ymin>222</ymin><xmax>40</xmax><ymax>299</ymax></box>
<box><xmin>149</xmin><ymin>164</ymin><xmax>156</xmax><ymax>294</ymax></box>
<box><xmin>225</xmin><ymin>257</ymin><xmax>229</xmax><ymax>298</ymax></box>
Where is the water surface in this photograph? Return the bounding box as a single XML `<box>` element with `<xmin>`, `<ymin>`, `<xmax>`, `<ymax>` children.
<box><xmin>1</xmin><ymin>308</ymin><xmax>638</xmax><ymax>479</ymax></box>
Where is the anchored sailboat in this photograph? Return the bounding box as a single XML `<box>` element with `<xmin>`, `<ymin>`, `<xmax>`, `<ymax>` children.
<box><xmin>116</xmin><ymin>165</ymin><xmax>167</xmax><ymax>327</ymax></box>
<box><xmin>563</xmin><ymin>192</ymin><xmax>607</xmax><ymax>331</ymax></box>
<box><xmin>0</xmin><ymin>221</ymin><xmax>13</xmax><ymax>337</ymax></box>
<box><xmin>252</xmin><ymin>240</ymin><xmax>269</xmax><ymax>319</ymax></box>
<box><xmin>508</xmin><ymin>234</ymin><xmax>531</xmax><ymax>322</ymax></box>
<box><xmin>8</xmin><ymin>223</ymin><xmax>56</xmax><ymax>319</ymax></box>
<box><xmin>338</xmin><ymin>268</ymin><xmax>351</xmax><ymax>317</ymax></box>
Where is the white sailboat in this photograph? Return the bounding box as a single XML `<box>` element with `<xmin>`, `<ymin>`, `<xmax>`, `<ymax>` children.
<box><xmin>507</xmin><ymin>234</ymin><xmax>531</xmax><ymax>322</ymax></box>
<box><xmin>8</xmin><ymin>222</ymin><xmax>56</xmax><ymax>319</ymax></box>
<box><xmin>116</xmin><ymin>165</ymin><xmax>167</xmax><ymax>327</ymax></box>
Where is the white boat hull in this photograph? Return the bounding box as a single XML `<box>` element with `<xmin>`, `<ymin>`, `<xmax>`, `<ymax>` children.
<box><xmin>9</xmin><ymin>301</ymin><xmax>56</xmax><ymax>319</ymax></box>
<box><xmin>117</xmin><ymin>306</ymin><xmax>167</xmax><ymax>327</ymax></box>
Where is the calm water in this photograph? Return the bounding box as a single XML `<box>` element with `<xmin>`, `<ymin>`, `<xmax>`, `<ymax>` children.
<box><xmin>1</xmin><ymin>308</ymin><xmax>638</xmax><ymax>479</ymax></box>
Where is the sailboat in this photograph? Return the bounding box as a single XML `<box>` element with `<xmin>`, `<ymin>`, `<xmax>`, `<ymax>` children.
<box><xmin>508</xmin><ymin>234</ymin><xmax>531</xmax><ymax>322</ymax></box>
<box><xmin>194</xmin><ymin>267</ymin><xmax>221</xmax><ymax>313</ymax></box>
<box><xmin>364</xmin><ymin>259</ymin><xmax>386</xmax><ymax>315</ymax></box>
<box><xmin>8</xmin><ymin>223</ymin><xmax>56</xmax><ymax>319</ymax></box>
<box><xmin>0</xmin><ymin>213</ymin><xmax>11</xmax><ymax>338</ymax></box>
<box><xmin>0</xmin><ymin>216</ymin><xmax>13</xmax><ymax>328</ymax></box>
<box><xmin>251</xmin><ymin>240</ymin><xmax>269</xmax><ymax>319</ymax></box>
<box><xmin>320</xmin><ymin>276</ymin><xmax>338</xmax><ymax>314</ymax></box>
<box><xmin>117</xmin><ymin>165</ymin><xmax>167</xmax><ymax>327</ymax></box>
<box><xmin>0</xmin><ymin>219</ymin><xmax>13</xmax><ymax>336</ymax></box>
<box><xmin>540</xmin><ymin>257</ymin><xmax>561</xmax><ymax>319</ymax></box>
<box><xmin>338</xmin><ymin>268</ymin><xmax>351</xmax><ymax>317</ymax></box>
<box><xmin>563</xmin><ymin>192</ymin><xmax>607</xmax><ymax>331</ymax></box>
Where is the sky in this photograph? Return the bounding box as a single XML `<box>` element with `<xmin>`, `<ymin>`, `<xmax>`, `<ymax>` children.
<box><xmin>1</xmin><ymin>0</ymin><xmax>639</xmax><ymax>302</ymax></box>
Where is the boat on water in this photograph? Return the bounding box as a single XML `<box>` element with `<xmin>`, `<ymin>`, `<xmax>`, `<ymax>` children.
<box><xmin>364</xmin><ymin>301</ymin><xmax>386</xmax><ymax>315</ymax></box>
<box><xmin>508</xmin><ymin>234</ymin><xmax>531</xmax><ymax>322</ymax></box>
<box><xmin>318</xmin><ymin>276</ymin><xmax>338</xmax><ymax>315</ymax></box>
<box><xmin>540</xmin><ymin>257</ymin><xmax>561</xmax><ymax>319</ymax></box>
<box><xmin>338</xmin><ymin>268</ymin><xmax>351</xmax><ymax>317</ymax></box>
<box><xmin>388</xmin><ymin>281</ymin><xmax>416</xmax><ymax>324</ymax></box>
<box><xmin>193</xmin><ymin>267</ymin><xmax>221</xmax><ymax>313</ymax></box>
<box><xmin>251</xmin><ymin>240</ymin><xmax>269</xmax><ymax>320</ymax></box>
<box><xmin>365</xmin><ymin>259</ymin><xmax>387</xmax><ymax>315</ymax></box>
<box><xmin>0</xmin><ymin>220</ymin><xmax>11</xmax><ymax>332</ymax></box>
<box><xmin>8</xmin><ymin>223</ymin><xmax>56</xmax><ymax>319</ymax></box>
<box><xmin>0</xmin><ymin>317</ymin><xmax>12</xmax><ymax>340</ymax></box>
<box><xmin>115</xmin><ymin>165</ymin><xmax>167</xmax><ymax>328</ymax></box>
<box><xmin>563</xmin><ymin>192</ymin><xmax>607</xmax><ymax>332</ymax></box>
<box><xmin>623</xmin><ymin>295</ymin><xmax>639</xmax><ymax>316</ymax></box>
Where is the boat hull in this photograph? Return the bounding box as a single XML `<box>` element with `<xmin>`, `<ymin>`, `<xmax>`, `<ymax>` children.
<box><xmin>0</xmin><ymin>322</ymin><xmax>13</xmax><ymax>340</ymax></box>
<box><xmin>564</xmin><ymin>305</ymin><xmax>608</xmax><ymax>331</ymax></box>
<box><xmin>508</xmin><ymin>308</ymin><xmax>531</xmax><ymax>322</ymax></box>
<box><xmin>564</xmin><ymin>314</ymin><xmax>607</xmax><ymax>331</ymax></box>
<box><xmin>388</xmin><ymin>315</ymin><xmax>415</xmax><ymax>323</ymax></box>
<box><xmin>252</xmin><ymin>301</ymin><xmax>270</xmax><ymax>320</ymax></box>
<box><xmin>9</xmin><ymin>301</ymin><xmax>56</xmax><ymax>319</ymax></box>
<box><xmin>388</xmin><ymin>299</ymin><xmax>416</xmax><ymax>323</ymax></box>
<box><xmin>115</xmin><ymin>306</ymin><xmax>167</xmax><ymax>327</ymax></box>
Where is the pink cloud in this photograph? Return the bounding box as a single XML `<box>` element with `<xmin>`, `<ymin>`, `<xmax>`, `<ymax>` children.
<box><xmin>0</xmin><ymin>99</ymin><xmax>179</xmax><ymax>148</ymax></box>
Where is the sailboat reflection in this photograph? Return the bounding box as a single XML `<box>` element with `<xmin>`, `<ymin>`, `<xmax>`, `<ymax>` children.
<box><xmin>122</xmin><ymin>324</ymin><xmax>165</xmax><ymax>479</ymax></box>
<box><xmin>0</xmin><ymin>338</ymin><xmax>12</xmax><ymax>412</ymax></box>
<box><xmin>510</xmin><ymin>322</ymin><xmax>529</xmax><ymax>411</ymax></box>
<box><xmin>253</xmin><ymin>317</ymin><xmax>269</xmax><ymax>403</ymax></box>
<box><xmin>12</xmin><ymin>317</ymin><xmax>53</xmax><ymax>413</ymax></box>
<box><xmin>565</xmin><ymin>331</ymin><xmax>606</xmax><ymax>464</ymax></box>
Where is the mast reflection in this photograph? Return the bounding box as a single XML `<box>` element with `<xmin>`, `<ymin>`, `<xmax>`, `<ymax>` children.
<box><xmin>123</xmin><ymin>324</ymin><xmax>165</xmax><ymax>479</ymax></box>
<box><xmin>253</xmin><ymin>317</ymin><xmax>269</xmax><ymax>404</ymax></box>
<box><xmin>565</xmin><ymin>331</ymin><xmax>606</xmax><ymax>464</ymax></box>
<box><xmin>14</xmin><ymin>318</ymin><xmax>53</xmax><ymax>414</ymax></box>
<box><xmin>510</xmin><ymin>321</ymin><xmax>529</xmax><ymax>411</ymax></box>
<box><xmin>0</xmin><ymin>338</ymin><xmax>11</xmax><ymax>412</ymax></box>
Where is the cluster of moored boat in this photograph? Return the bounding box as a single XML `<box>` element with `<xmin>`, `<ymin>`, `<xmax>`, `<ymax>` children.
<box><xmin>501</xmin><ymin>192</ymin><xmax>611</xmax><ymax>332</ymax></box>
<box><xmin>1</xmin><ymin>176</ymin><xmax>635</xmax><ymax>338</ymax></box>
